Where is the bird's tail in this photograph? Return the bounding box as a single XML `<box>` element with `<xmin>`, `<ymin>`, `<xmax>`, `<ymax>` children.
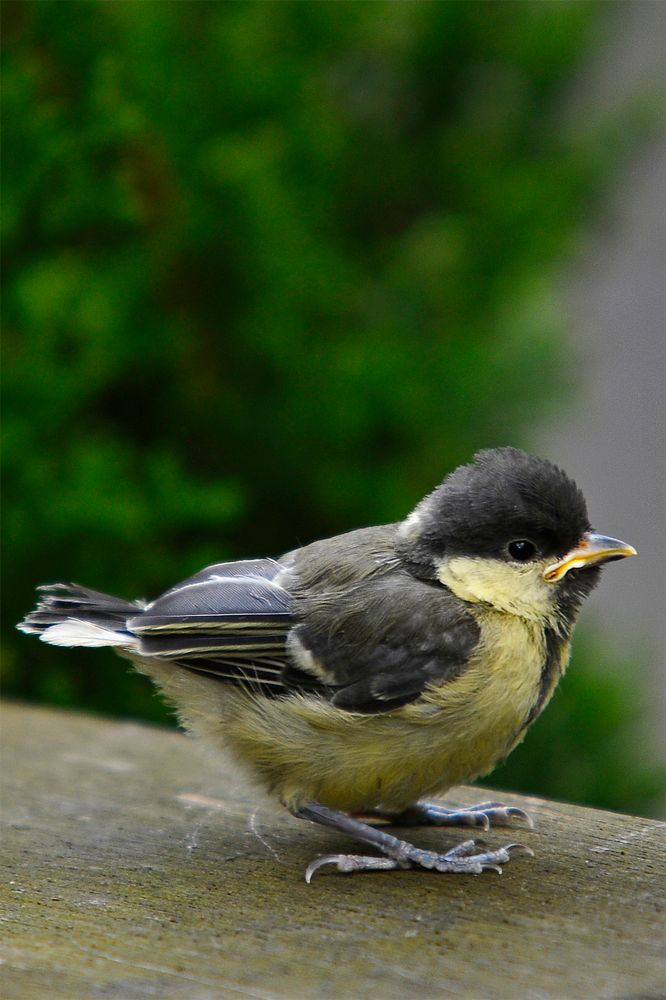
<box><xmin>17</xmin><ymin>583</ymin><xmax>145</xmax><ymax>649</ymax></box>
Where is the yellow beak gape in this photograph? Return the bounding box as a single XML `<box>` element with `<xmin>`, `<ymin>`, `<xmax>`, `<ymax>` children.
<box><xmin>543</xmin><ymin>532</ymin><xmax>637</xmax><ymax>582</ymax></box>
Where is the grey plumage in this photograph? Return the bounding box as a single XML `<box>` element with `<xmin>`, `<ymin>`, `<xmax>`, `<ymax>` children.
<box><xmin>19</xmin><ymin>583</ymin><xmax>144</xmax><ymax>637</ymax></box>
<box><xmin>281</xmin><ymin>526</ymin><xmax>480</xmax><ymax>712</ymax></box>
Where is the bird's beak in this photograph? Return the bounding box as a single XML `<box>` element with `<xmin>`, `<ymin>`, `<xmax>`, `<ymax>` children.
<box><xmin>543</xmin><ymin>531</ymin><xmax>637</xmax><ymax>582</ymax></box>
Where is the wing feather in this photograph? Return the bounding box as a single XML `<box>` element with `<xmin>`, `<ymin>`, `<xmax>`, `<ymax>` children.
<box><xmin>282</xmin><ymin>526</ymin><xmax>481</xmax><ymax>713</ymax></box>
<box><xmin>126</xmin><ymin>536</ymin><xmax>480</xmax><ymax>715</ymax></box>
<box><xmin>128</xmin><ymin>559</ymin><xmax>296</xmax><ymax>691</ymax></box>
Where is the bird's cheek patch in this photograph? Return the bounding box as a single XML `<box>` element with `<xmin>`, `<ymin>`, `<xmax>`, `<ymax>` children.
<box><xmin>435</xmin><ymin>556</ymin><xmax>554</xmax><ymax>620</ymax></box>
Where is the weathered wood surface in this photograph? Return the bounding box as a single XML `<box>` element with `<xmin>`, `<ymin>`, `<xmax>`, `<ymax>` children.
<box><xmin>1</xmin><ymin>702</ymin><xmax>664</xmax><ymax>1000</ymax></box>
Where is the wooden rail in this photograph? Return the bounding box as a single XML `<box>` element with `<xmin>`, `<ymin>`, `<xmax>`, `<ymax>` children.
<box><xmin>1</xmin><ymin>702</ymin><xmax>664</xmax><ymax>999</ymax></box>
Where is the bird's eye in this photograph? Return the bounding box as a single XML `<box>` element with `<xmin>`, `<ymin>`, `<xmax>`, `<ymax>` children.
<box><xmin>507</xmin><ymin>539</ymin><xmax>537</xmax><ymax>562</ymax></box>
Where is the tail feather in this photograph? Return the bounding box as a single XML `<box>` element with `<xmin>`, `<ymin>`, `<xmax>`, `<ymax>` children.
<box><xmin>18</xmin><ymin>583</ymin><xmax>145</xmax><ymax>648</ymax></box>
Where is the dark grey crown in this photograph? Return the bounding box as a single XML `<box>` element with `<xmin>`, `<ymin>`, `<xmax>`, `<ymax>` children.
<box><xmin>397</xmin><ymin>447</ymin><xmax>591</xmax><ymax>575</ymax></box>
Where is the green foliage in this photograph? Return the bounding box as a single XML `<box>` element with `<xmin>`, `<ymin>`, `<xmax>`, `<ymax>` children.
<box><xmin>3</xmin><ymin>1</ymin><xmax>658</xmax><ymax>812</ymax></box>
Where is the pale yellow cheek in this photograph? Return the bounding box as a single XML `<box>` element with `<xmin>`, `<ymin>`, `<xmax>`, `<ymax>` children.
<box><xmin>436</xmin><ymin>555</ymin><xmax>556</xmax><ymax>622</ymax></box>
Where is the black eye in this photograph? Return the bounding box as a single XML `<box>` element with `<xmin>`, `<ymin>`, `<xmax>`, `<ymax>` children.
<box><xmin>507</xmin><ymin>539</ymin><xmax>537</xmax><ymax>562</ymax></box>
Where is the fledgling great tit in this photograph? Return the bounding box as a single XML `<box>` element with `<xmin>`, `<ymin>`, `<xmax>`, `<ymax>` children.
<box><xmin>19</xmin><ymin>447</ymin><xmax>636</xmax><ymax>879</ymax></box>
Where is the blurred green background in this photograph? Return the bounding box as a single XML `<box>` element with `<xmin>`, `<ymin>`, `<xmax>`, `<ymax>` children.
<box><xmin>2</xmin><ymin>0</ymin><xmax>662</xmax><ymax>816</ymax></box>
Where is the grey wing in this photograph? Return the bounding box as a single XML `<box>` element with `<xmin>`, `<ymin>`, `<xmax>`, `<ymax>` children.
<box><xmin>284</xmin><ymin>529</ymin><xmax>482</xmax><ymax>714</ymax></box>
<box><xmin>290</xmin><ymin>596</ymin><xmax>480</xmax><ymax>714</ymax></box>
<box><xmin>127</xmin><ymin>558</ymin><xmax>307</xmax><ymax>696</ymax></box>
<box><xmin>127</xmin><ymin>539</ymin><xmax>481</xmax><ymax>714</ymax></box>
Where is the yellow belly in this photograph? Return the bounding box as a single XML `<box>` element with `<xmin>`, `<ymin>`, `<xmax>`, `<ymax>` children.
<box><xmin>225</xmin><ymin>613</ymin><xmax>560</xmax><ymax>812</ymax></box>
<box><xmin>135</xmin><ymin>613</ymin><xmax>566</xmax><ymax>814</ymax></box>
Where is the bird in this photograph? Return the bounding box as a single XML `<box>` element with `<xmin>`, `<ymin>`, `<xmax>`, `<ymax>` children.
<box><xmin>18</xmin><ymin>447</ymin><xmax>636</xmax><ymax>880</ymax></box>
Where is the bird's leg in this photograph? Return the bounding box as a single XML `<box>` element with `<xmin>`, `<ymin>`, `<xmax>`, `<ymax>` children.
<box><xmin>359</xmin><ymin>799</ymin><xmax>534</xmax><ymax>833</ymax></box>
<box><xmin>294</xmin><ymin>803</ymin><xmax>533</xmax><ymax>881</ymax></box>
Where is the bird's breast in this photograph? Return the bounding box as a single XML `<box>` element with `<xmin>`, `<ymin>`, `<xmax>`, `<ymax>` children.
<box><xmin>409</xmin><ymin>610</ymin><xmax>564</xmax><ymax>779</ymax></box>
<box><xmin>220</xmin><ymin>611</ymin><xmax>568</xmax><ymax>814</ymax></box>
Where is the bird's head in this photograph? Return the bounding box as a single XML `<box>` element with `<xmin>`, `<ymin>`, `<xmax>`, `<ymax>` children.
<box><xmin>396</xmin><ymin>447</ymin><xmax>636</xmax><ymax>625</ymax></box>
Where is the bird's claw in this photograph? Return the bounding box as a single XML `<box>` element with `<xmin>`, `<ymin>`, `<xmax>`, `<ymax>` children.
<box><xmin>465</xmin><ymin>801</ymin><xmax>535</xmax><ymax>829</ymax></box>
<box><xmin>411</xmin><ymin>799</ymin><xmax>535</xmax><ymax>831</ymax></box>
<box><xmin>304</xmin><ymin>839</ymin><xmax>534</xmax><ymax>881</ymax></box>
<box><xmin>305</xmin><ymin>853</ymin><xmax>402</xmax><ymax>882</ymax></box>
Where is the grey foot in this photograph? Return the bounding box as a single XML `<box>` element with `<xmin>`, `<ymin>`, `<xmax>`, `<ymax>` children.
<box><xmin>359</xmin><ymin>802</ymin><xmax>534</xmax><ymax>830</ymax></box>
<box><xmin>373</xmin><ymin>799</ymin><xmax>534</xmax><ymax>832</ymax></box>
<box><xmin>305</xmin><ymin>838</ymin><xmax>533</xmax><ymax>882</ymax></box>
<box><xmin>295</xmin><ymin>802</ymin><xmax>534</xmax><ymax>883</ymax></box>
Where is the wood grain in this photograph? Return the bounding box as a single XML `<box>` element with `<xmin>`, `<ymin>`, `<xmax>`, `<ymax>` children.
<box><xmin>1</xmin><ymin>702</ymin><xmax>664</xmax><ymax>999</ymax></box>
